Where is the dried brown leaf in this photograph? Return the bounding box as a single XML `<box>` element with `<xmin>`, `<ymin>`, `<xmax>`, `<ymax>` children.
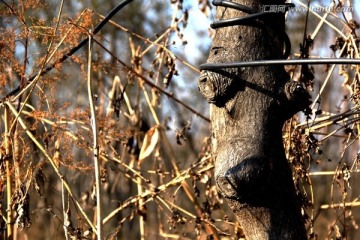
<box><xmin>139</xmin><ymin>126</ymin><xmax>160</xmax><ymax>163</ymax></box>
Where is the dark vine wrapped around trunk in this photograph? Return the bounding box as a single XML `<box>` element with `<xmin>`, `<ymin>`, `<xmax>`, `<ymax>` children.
<box><xmin>198</xmin><ymin>0</ymin><xmax>309</xmax><ymax>239</ymax></box>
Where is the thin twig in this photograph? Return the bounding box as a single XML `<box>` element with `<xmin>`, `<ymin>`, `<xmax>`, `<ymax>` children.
<box><xmin>4</xmin><ymin>105</ymin><xmax>13</xmax><ymax>239</ymax></box>
<box><xmin>129</xmin><ymin>43</ymin><xmax>147</xmax><ymax>240</ymax></box>
<box><xmin>310</xmin><ymin>12</ymin><xmax>330</xmax><ymax>40</ymax></box>
<box><xmin>321</xmin><ymin>202</ymin><xmax>360</xmax><ymax>209</ymax></box>
<box><xmin>87</xmin><ymin>33</ymin><xmax>103</xmax><ymax>240</ymax></box>
<box><xmin>62</xmin><ymin>182</ymin><xmax>69</xmax><ymax>240</ymax></box>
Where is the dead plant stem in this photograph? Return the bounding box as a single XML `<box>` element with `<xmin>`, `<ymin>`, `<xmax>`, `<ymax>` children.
<box><xmin>87</xmin><ymin>34</ymin><xmax>103</xmax><ymax>240</ymax></box>
<box><xmin>4</xmin><ymin>105</ymin><xmax>13</xmax><ymax>240</ymax></box>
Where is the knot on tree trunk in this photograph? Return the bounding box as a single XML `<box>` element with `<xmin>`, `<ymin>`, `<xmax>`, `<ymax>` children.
<box><xmin>215</xmin><ymin>141</ymin><xmax>271</xmax><ymax>202</ymax></box>
<box><xmin>198</xmin><ymin>70</ymin><xmax>242</xmax><ymax>106</ymax></box>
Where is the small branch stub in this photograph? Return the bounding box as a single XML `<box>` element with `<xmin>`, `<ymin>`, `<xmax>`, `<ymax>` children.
<box><xmin>283</xmin><ymin>80</ymin><xmax>311</xmax><ymax>118</ymax></box>
<box><xmin>198</xmin><ymin>70</ymin><xmax>240</xmax><ymax>107</ymax></box>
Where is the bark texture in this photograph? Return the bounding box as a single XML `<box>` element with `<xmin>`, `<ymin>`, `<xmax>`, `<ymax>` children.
<box><xmin>199</xmin><ymin>0</ymin><xmax>309</xmax><ymax>239</ymax></box>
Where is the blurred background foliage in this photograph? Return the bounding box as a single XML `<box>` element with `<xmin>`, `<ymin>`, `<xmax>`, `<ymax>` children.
<box><xmin>0</xmin><ymin>0</ymin><xmax>360</xmax><ymax>239</ymax></box>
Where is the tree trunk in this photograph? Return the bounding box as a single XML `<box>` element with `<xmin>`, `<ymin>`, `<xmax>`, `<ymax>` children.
<box><xmin>198</xmin><ymin>0</ymin><xmax>309</xmax><ymax>239</ymax></box>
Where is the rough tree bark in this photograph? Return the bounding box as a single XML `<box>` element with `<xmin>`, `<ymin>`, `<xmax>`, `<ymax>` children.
<box><xmin>198</xmin><ymin>0</ymin><xmax>309</xmax><ymax>239</ymax></box>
